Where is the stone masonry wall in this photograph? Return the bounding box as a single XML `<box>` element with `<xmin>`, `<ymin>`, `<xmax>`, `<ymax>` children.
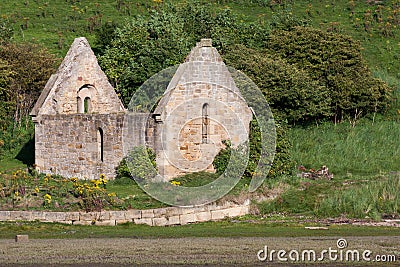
<box><xmin>0</xmin><ymin>200</ymin><xmax>250</xmax><ymax>226</ymax></box>
<box><xmin>35</xmin><ymin>113</ymin><xmax>125</xmax><ymax>179</ymax></box>
<box><xmin>153</xmin><ymin>39</ymin><xmax>253</xmax><ymax>179</ymax></box>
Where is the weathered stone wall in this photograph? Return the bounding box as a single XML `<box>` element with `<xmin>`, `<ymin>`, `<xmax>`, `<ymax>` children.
<box><xmin>153</xmin><ymin>39</ymin><xmax>253</xmax><ymax>179</ymax></box>
<box><xmin>34</xmin><ymin>113</ymin><xmax>125</xmax><ymax>179</ymax></box>
<box><xmin>0</xmin><ymin>200</ymin><xmax>250</xmax><ymax>226</ymax></box>
<box><xmin>33</xmin><ymin>37</ymin><xmax>124</xmax><ymax>116</ymax></box>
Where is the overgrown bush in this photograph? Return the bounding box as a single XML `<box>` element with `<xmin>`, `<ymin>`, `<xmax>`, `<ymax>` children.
<box><xmin>0</xmin><ymin>42</ymin><xmax>57</xmax><ymax>159</ymax></box>
<box><xmin>116</xmin><ymin>147</ymin><xmax>156</xmax><ymax>180</ymax></box>
<box><xmin>223</xmin><ymin>45</ymin><xmax>331</xmax><ymax>124</ymax></box>
<box><xmin>266</xmin><ymin>26</ymin><xmax>393</xmax><ymax>123</ymax></box>
<box><xmin>213</xmin><ymin>119</ymin><xmax>294</xmax><ymax>180</ymax></box>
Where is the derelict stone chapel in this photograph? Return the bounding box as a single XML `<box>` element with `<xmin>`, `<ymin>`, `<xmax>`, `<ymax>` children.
<box><xmin>30</xmin><ymin>37</ymin><xmax>252</xmax><ymax>180</ymax></box>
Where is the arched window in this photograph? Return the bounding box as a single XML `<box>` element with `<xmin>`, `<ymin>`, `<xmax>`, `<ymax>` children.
<box><xmin>77</xmin><ymin>84</ymin><xmax>95</xmax><ymax>114</ymax></box>
<box><xmin>84</xmin><ymin>97</ymin><xmax>91</xmax><ymax>113</ymax></box>
<box><xmin>202</xmin><ymin>103</ymin><xmax>209</xmax><ymax>144</ymax></box>
<box><xmin>98</xmin><ymin>127</ymin><xmax>104</xmax><ymax>162</ymax></box>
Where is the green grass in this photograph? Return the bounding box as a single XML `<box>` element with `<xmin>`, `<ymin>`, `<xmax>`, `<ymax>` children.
<box><xmin>259</xmin><ymin>173</ymin><xmax>400</xmax><ymax>220</ymax></box>
<box><xmin>0</xmin><ymin>0</ymin><xmax>150</xmax><ymax>57</ymax></box>
<box><xmin>257</xmin><ymin>117</ymin><xmax>400</xmax><ymax>219</ymax></box>
<box><xmin>107</xmin><ymin>177</ymin><xmax>167</xmax><ymax>210</ymax></box>
<box><xmin>316</xmin><ymin>174</ymin><xmax>400</xmax><ymax>220</ymax></box>
<box><xmin>1</xmin><ymin>219</ymin><xmax>399</xmax><ymax>239</ymax></box>
<box><xmin>1</xmin><ymin>0</ymin><xmax>399</xmax><ymax>83</ymax></box>
<box><xmin>289</xmin><ymin>119</ymin><xmax>400</xmax><ymax>176</ymax></box>
<box><xmin>0</xmin><ymin>158</ymin><xmax>26</xmax><ymax>172</ymax></box>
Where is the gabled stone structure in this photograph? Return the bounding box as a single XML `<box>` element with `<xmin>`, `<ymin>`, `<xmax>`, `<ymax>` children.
<box><xmin>30</xmin><ymin>37</ymin><xmax>126</xmax><ymax>179</ymax></box>
<box><xmin>31</xmin><ymin>37</ymin><xmax>252</xmax><ymax>180</ymax></box>
<box><xmin>150</xmin><ymin>39</ymin><xmax>253</xmax><ymax>179</ymax></box>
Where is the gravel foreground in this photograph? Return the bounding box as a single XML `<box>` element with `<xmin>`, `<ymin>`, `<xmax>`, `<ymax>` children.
<box><xmin>0</xmin><ymin>237</ymin><xmax>399</xmax><ymax>266</ymax></box>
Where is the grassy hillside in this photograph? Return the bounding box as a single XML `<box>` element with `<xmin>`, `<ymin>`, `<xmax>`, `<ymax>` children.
<box><xmin>1</xmin><ymin>1</ymin><xmax>399</xmax><ymax>82</ymax></box>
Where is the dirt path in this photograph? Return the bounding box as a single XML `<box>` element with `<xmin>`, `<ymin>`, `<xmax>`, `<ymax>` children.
<box><xmin>0</xmin><ymin>236</ymin><xmax>399</xmax><ymax>266</ymax></box>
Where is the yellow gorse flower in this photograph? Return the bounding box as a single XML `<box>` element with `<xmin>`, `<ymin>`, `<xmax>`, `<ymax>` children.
<box><xmin>170</xmin><ymin>180</ymin><xmax>181</xmax><ymax>186</ymax></box>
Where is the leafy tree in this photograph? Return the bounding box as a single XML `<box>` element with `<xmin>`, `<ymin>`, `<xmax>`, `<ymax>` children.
<box><xmin>0</xmin><ymin>43</ymin><xmax>57</xmax><ymax>129</ymax></box>
<box><xmin>99</xmin><ymin>9</ymin><xmax>194</xmax><ymax>105</ymax></box>
<box><xmin>266</xmin><ymin>26</ymin><xmax>392</xmax><ymax>123</ymax></box>
<box><xmin>93</xmin><ymin>20</ymin><xmax>119</xmax><ymax>55</ymax></box>
<box><xmin>224</xmin><ymin>44</ymin><xmax>331</xmax><ymax>124</ymax></box>
<box><xmin>0</xmin><ymin>42</ymin><xmax>57</xmax><ymax>159</ymax></box>
<box><xmin>98</xmin><ymin>1</ymin><xmax>270</xmax><ymax>105</ymax></box>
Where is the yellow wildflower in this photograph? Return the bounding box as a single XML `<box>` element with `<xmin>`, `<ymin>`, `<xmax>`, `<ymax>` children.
<box><xmin>44</xmin><ymin>194</ymin><xmax>52</xmax><ymax>204</ymax></box>
<box><xmin>170</xmin><ymin>180</ymin><xmax>181</xmax><ymax>186</ymax></box>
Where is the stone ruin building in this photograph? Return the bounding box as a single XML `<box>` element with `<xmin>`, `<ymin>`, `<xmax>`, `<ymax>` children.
<box><xmin>30</xmin><ymin>37</ymin><xmax>252</xmax><ymax>180</ymax></box>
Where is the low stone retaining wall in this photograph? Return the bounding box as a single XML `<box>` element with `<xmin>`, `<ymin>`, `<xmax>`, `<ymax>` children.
<box><xmin>0</xmin><ymin>200</ymin><xmax>250</xmax><ymax>226</ymax></box>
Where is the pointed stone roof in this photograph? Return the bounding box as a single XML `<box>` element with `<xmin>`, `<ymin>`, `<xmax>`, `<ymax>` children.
<box><xmin>31</xmin><ymin>37</ymin><xmax>124</xmax><ymax>116</ymax></box>
<box><xmin>154</xmin><ymin>39</ymin><xmax>244</xmax><ymax>115</ymax></box>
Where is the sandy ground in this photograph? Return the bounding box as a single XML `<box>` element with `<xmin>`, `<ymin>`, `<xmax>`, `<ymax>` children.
<box><xmin>0</xmin><ymin>236</ymin><xmax>399</xmax><ymax>266</ymax></box>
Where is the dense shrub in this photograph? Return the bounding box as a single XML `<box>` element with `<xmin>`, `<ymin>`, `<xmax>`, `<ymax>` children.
<box><xmin>266</xmin><ymin>26</ymin><xmax>393</xmax><ymax>123</ymax></box>
<box><xmin>116</xmin><ymin>147</ymin><xmax>156</xmax><ymax>180</ymax></box>
<box><xmin>0</xmin><ymin>42</ymin><xmax>57</xmax><ymax>159</ymax></box>
<box><xmin>223</xmin><ymin>45</ymin><xmax>331</xmax><ymax>124</ymax></box>
<box><xmin>213</xmin><ymin>119</ymin><xmax>294</xmax><ymax>180</ymax></box>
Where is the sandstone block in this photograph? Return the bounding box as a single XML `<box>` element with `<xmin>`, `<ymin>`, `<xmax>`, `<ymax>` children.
<box><xmin>134</xmin><ymin>218</ymin><xmax>153</xmax><ymax>226</ymax></box>
<box><xmin>58</xmin><ymin>220</ymin><xmax>73</xmax><ymax>225</ymax></box>
<box><xmin>30</xmin><ymin>211</ymin><xmax>46</xmax><ymax>221</ymax></box>
<box><xmin>10</xmin><ymin>211</ymin><xmax>31</xmax><ymax>221</ymax></box>
<box><xmin>211</xmin><ymin>210</ymin><xmax>227</xmax><ymax>220</ymax></box>
<box><xmin>167</xmin><ymin>215</ymin><xmax>180</xmax><ymax>226</ymax></box>
<box><xmin>95</xmin><ymin>220</ymin><xmax>116</xmax><ymax>226</ymax></box>
<box><xmin>43</xmin><ymin>212</ymin><xmax>66</xmax><ymax>222</ymax></box>
<box><xmin>79</xmin><ymin>212</ymin><xmax>99</xmax><ymax>221</ymax></box>
<box><xmin>180</xmin><ymin>213</ymin><xmax>196</xmax><ymax>225</ymax></box>
<box><xmin>165</xmin><ymin>207</ymin><xmax>180</xmax><ymax>217</ymax></box>
<box><xmin>109</xmin><ymin>211</ymin><xmax>126</xmax><ymax>220</ymax></box>
<box><xmin>65</xmin><ymin>212</ymin><xmax>80</xmax><ymax>221</ymax></box>
<box><xmin>225</xmin><ymin>207</ymin><xmax>243</xmax><ymax>218</ymax></box>
<box><xmin>73</xmin><ymin>220</ymin><xmax>93</xmax><ymax>226</ymax></box>
<box><xmin>241</xmin><ymin>205</ymin><xmax>250</xmax><ymax>215</ymax></box>
<box><xmin>125</xmin><ymin>210</ymin><xmax>141</xmax><ymax>220</ymax></box>
<box><xmin>179</xmin><ymin>207</ymin><xmax>195</xmax><ymax>215</ymax></box>
<box><xmin>153</xmin><ymin>217</ymin><xmax>168</xmax><ymax>227</ymax></box>
<box><xmin>153</xmin><ymin>208</ymin><xmax>168</xmax><ymax>217</ymax></box>
<box><xmin>0</xmin><ymin>211</ymin><xmax>11</xmax><ymax>221</ymax></box>
<box><xmin>195</xmin><ymin>211</ymin><xmax>211</xmax><ymax>222</ymax></box>
<box><xmin>141</xmin><ymin>209</ymin><xmax>155</xmax><ymax>218</ymax></box>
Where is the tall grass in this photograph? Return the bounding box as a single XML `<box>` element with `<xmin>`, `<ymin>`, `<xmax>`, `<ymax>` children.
<box><xmin>289</xmin><ymin>120</ymin><xmax>400</xmax><ymax>176</ymax></box>
<box><xmin>316</xmin><ymin>174</ymin><xmax>400</xmax><ymax>220</ymax></box>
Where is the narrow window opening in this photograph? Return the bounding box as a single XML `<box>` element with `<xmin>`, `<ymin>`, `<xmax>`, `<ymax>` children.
<box><xmin>98</xmin><ymin>128</ymin><xmax>104</xmax><ymax>162</ymax></box>
<box><xmin>84</xmin><ymin>97</ymin><xmax>91</xmax><ymax>113</ymax></box>
<box><xmin>77</xmin><ymin>97</ymin><xmax>82</xmax><ymax>113</ymax></box>
<box><xmin>202</xmin><ymin>103</ymin><xmax>209</xmax><ymax>144</ymax></box>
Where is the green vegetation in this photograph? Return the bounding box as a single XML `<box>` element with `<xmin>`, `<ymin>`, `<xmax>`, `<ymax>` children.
<box><xmin>258</xmin><ymin>119</ymin><xmax>400</xmax><ymax>220</ymax></box>
<box><xmin>258</xmin><ymin>173</ymin><xmax>400</xmax><ymax>220</ymax></box>
<box><xmin>290</xmin><ymin>120</ymin><xmax>400</xmax><ymax>176</ymax></box>
<box><xmin>0</xmin><ymin>0</ymin><xmax>399</xmax><ymax>221</ymax></box>
<box><xmin>0</xmin><ymin>170</ymin><xmax>165</xmax><ymax>211</ymax></box>
<box><xmin>1</xmin><ymin>219</ymin><xmax>399</xmax><ymax>239</ymax></box>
